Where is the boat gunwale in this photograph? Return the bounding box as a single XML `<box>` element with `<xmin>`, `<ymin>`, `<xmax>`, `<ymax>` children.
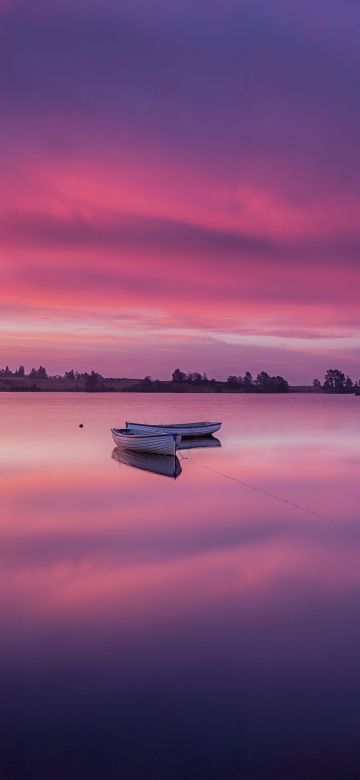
<box><xmin>112</xmin><ymin>427</ymin><xmax>179</xmax><ymax>441</ymax></box>
<box><xmin>126</xmin><ymin>421</ymin><xmax>221</xmax><ymax>429</ymax></box>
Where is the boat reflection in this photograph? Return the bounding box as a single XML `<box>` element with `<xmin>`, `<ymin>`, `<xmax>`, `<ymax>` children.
<box><xmin>177</xmin><ymin>435</ymin><xmax>221</xmax><ymax>450</ymax></box>
<box><xmin>112</xmin><ymin>447</ymin><xmax>182</xmax><ymax>479</ymax></box>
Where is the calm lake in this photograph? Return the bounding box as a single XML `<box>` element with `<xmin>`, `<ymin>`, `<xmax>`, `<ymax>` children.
<box><xmin>1</xmin><ymin>392</ymin><xmax>360</xmax><ymax>779</ymax></box>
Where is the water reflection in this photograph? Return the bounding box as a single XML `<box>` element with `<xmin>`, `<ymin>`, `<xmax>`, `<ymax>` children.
<box><xmin>111</xmin><ymin>435</ymin><xmax>221</xmax><ymax>479</ymax></box>
<box><xmin>112</xmin><ymin>447</ymin><xmax>182</xmax><ymax>478</ymax></box>
<box><xmin>177</xmin><ymin>435</ymin><xmax>221</xmax><ymax>450</ymax></box>
<box><xmin>1</xmin><ymin>393</ymin><xmax>360</xmax><ymax>779</ymax></box>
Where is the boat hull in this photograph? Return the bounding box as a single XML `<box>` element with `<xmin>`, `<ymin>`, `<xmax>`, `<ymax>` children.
<box><xmin>126</xmin><ymin>421</ymin><xmax>221</xmax><ymax>438</ymax></box>
<box><xmin>111</xmin><ymin>428</ymin><xmax>180</xmax><ymax>455</ymax></box>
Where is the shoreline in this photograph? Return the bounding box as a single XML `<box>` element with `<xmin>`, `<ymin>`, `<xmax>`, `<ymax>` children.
<box><xmin>0</xmin><ymin>378</ymin><xmax>357</xmax><ymax>395</ymax></box>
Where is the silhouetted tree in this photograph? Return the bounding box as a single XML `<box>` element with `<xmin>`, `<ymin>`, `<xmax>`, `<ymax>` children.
<box><xmin>323</xmin><ymin>369</ymin><xmax>346</xmax><ymax>392</ymax></box>
<box><xmin>243</xmin><ymin>371</ymin><xmax>253</xmax><ymax>389</ymax></box>
<box><xmin>227</xmin><ymin>375</ymin><xmax>239</xmax><ymax>387</ymax></box>
<box><xmin>254</xmin><ymin>371</ymin><xmax>288</xmax><ymax>392</ymax></box>
<box><xmin>256</xmin><ymin>371</ymin><xmax>271</xmax><ymax>390</ymax></box>
<box><xmin>37</xmin><ymin>366</ymin><xmax>48</xmax><ymax>379</ymax></box>
<box><xmin>85</xmin><ymin>371</ymin><xmax>103</xmax><ymax>391</ymax></box>
<box><xmin>15</xmin><ymin>365</ymin><xmax>25</xmax><ymax>377</ymax></box>
<box><xmin>29</xmin><ymin>368</ymin><xmax>38</xmax><ymax>378</ymax></box>
<box><xmin>172</xmin><ymin>368</ymin><xmax>186</xmax><ymax>383</ymax></box>
<box><xmin>271</xmin><ymin>375</ymin><xmax>289</xmax><ymax>392</ymax></box>
<box><xmin>65</xmin><ymin>369</ymin><xmax>75</xmax><ymax>381</ymax></box>
<box><xmin>188</xmin><ymin>372</ymin><xmax>203</xmax><ymax>383</ymax></box>
<box><xmin>313</xmin><ymin>378</ymin><xmax>322</xmax><ymax>389</ymax></box>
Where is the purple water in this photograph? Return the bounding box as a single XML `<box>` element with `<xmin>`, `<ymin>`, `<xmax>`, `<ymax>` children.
<box><xmin>1</xmin><ymin>393</ymin><xmax>360</xmax><ymax>779</ymax></box>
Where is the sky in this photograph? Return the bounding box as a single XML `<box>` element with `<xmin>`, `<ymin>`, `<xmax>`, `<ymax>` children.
<box><xmin>1</xmin><ymin>0</ymin><xmax>359</xmax><ymax>382</ymax></box>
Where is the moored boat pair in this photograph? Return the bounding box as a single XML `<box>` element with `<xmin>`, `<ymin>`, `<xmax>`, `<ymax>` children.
<box><xmin>111</xmin><ymin>420</ymin><xmax>222</xmax><ymax>456</ymax></box>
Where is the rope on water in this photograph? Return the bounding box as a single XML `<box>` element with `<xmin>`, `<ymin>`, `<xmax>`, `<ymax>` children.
<box><xmin>184</xmin><ymin>454</ymin><xmax>327</xmax><ymax>520</ymax></box>
<box><xmin>180</xmin><ymin>450</ymin><xmax>360</xmax><ymax>536</ymax></box>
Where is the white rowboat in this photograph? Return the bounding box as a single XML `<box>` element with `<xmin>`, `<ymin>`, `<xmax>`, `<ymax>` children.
<box><xmin>126</xmin><ymin>420</ymin><xmax>221</xmax><ymax>438</ymax></box>
<box><xmin>111</xmin><ymin>428</ymin><xmax>180</xmax><ymax>456</ymax></box>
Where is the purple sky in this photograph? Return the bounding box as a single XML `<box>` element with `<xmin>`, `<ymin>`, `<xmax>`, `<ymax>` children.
<box><xmin>1</xmin><ymin>0</ymin><xmax>359</xmax><ymax>381</ymax></box>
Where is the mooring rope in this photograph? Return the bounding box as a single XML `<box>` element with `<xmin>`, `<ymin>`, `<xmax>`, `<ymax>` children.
<box><xmin>179</xmin><ymin>450</ymin><xmax>360</xmax><ymax>535</ymax></box>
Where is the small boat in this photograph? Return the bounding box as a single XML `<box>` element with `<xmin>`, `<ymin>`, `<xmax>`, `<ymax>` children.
<box><xmin>111</xmin><ymin>428</ymin><xmax>180</xmax><ymax>456</ymax></box>
<box><xmin>177</xmin><ymin>435</ymin><xmax>221</xmax><ymax>450</ymax></box>
<box><xmin>126</xmin><ymin>420</ymin><xmax>222</xmax><ymax>438</ymax></box>
<box><xmin>112</xmin><ymin>448</ymin><xmax>182</xmax><ymax>479</ymax></box>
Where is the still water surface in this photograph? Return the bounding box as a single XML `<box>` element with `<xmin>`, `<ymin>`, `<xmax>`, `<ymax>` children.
<box><xmin>1</xmin><ymin>393</ymin><xmax>360</xmax><ymax>779</ymax></box>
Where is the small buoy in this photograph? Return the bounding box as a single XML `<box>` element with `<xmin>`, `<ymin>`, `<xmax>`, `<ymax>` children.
<box><xmin>79</xmin><ymin>424</ymin><xmax>84</xmax><ymax>428</ymax></box>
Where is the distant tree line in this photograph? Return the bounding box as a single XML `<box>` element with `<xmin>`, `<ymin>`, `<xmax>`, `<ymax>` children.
<box><xmin>0</xmin><ymin>365</ymin><xmax>105</xmax><ymax>392</ymax></box>
<box><xmin>61</xmin><ymin>369</ymin><xmax>106</xmax><ymax>391</ymax></box>
<box><xmin>0</xmin><ymin>365</ymin><xmax>26</xmax><ymax>377</ymax></box>
<box><xmin>172</xmin><ymin>369</ymin><xmax>212</xmax><ymax>384</ymax></box>
<box><xmin>0</xmin><ymin>365</ymin><xmax>47</xmax><ymax>378</ymax></box>
<box><xmin>1</xmin><ymin>365</ymin><xmax>360</xmax><ymax>393</ymax></box>
<box><xmin>172</xmin><ymin>368</ymin><xmax>289</xmax><ymax>392</ymax></box>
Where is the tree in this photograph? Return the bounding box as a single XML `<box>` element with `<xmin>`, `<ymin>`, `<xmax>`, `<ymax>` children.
<box><xmin>37</xmin><ymin>366</ymin><xmax>48</xmax><ymax>379</ymax></box>
<box><xmin>227</xmin><ymin>375</ymin><xmax>238</xmax><ymax>387</ymax></box>
<box><xmin>143</xmin><ymin>375</ymin><xmax>153</xmax><ymax>386</ymax></box>
<box><xmin>85</xmin><ymin>371</ymin><xmax>101</xmax><ymax>392</ymax></box>
<box><xmin>65</xmin><ymin>369</ymin><xmax>75</xmax><ymax>381</ymax></box>
<box><xmin>313</xmin><ymin>378</ymin><xmax>322</xmax><ymax>389</ymax></box>
<box><xmin>253</xmin><ymin>371</ymin><xmax>289</xmax><ymax>392</ymax></box>
<box><xmin>29</xmin><ymin>368</ymin><xmax>38</xmax><ymax>378</ymax></box>
<box><xmin>172</xmin><ymin>368</ymin><xmax>186</xmax><ymax>383</ymax></box>
<box><xmin>345</xmin><ymin>375</ymin><xmax>353</xmax><ymax>391</ymax></box>
<box><xmin>188</xmin><ymin>371</ymin><xmax>203</xmax><ymax>383</ymax></box>
<box><xmin>15</xmin><ymin>365</ymin><xmax>25</xmax><ymax>377</ymax></box>
<box><xmin>4</xmin><ymin>366</ymin><xmax>12</xmax><ymax>377</ymax></box>
<box><xmin>256</xmin><ymin>371</ymin><xmax>271</xmax><ymax>390</ymax></box>
<box><xmin>271</xmin><ymin>375</ymin><xmax>289</xmax><ymax>392</ymax></box>
<box><xmin>323</xmin><ymin>369</ymin><xmax>346</xmax><ymax>393</ymax></box>
<box><xmin>243</xmin><ymin>371</ymin><xmax>253</xmax><ymax>390</ymax></box>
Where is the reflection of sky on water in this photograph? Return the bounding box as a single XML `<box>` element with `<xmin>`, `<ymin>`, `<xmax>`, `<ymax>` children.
<box><xmin>1</xmin><ymin>393</ymin><xmax>360</xmax><ymax>778</ymax></box>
